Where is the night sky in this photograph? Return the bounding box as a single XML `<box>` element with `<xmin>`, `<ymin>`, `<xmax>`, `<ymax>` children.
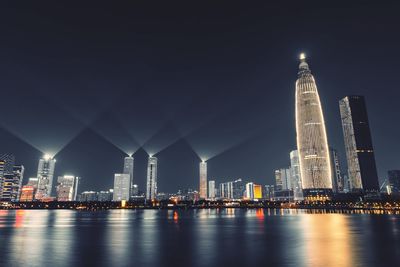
<box><xmin>0</xmin><ymin>1</ymin><xmax>399</xmax><ymax>193</ymax></box>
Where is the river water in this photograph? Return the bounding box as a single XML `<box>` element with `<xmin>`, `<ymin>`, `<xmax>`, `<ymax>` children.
<box><xmin>0</xmin><ymin>209</ymin><xmax>399</xmax><ymax>267</ymax></box>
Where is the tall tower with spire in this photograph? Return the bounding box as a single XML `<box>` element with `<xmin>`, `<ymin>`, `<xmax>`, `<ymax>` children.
<box><xmin>295</xmin><ymin>53</ymin><xmax>332</xmax><ymax>199</ymax></box>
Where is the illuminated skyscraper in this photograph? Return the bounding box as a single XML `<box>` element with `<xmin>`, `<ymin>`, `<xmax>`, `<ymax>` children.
<box><xmin>113</xmin><ymin>173</ymin><xmax>131</xmax><ymax>201</ymax></box>
<box><xmin>35</xmin><ymin>155</ymin><xmax>56</xmax><ymax>200</ymax></box>
<box><xmin>56</xmin><ymin>175</ymin><xmax>79</xmax><ymax>201</ymax></box>
<box><xmin>290</xmin><ymin>150</ymin><xmax>304</xmax><ymax>200</ymax></box>
<box><xmin>0</xmin><ymin>154</ymin><xmax>15</xmax><ymax>195</ymax></box>
<box><xmin>339</xmin><ymin>95</ymin><xmax>380</xmax><ymax>192</ymax></box>
<box><xmin>123</xmin><ymin>156</ymin><xmax>134</xmax><ymax>195</ymax></box>
<box><xmin>146</xmin><ymin>156</ymin><xmax>158</xmax><ymax>200</ymax></box>
<box><xmin>0</xmin><ymin>165</ymin><xmax>24</xmax><ymax>201</ymax></box>
<box><xmin>199</xmin><ymin>161</ymin><xmax>207</xmax><ymax>199</ymax></box>
<box><xmin>208</xmin><ymin>180</ymin><xmax>216</xmax><ymax>199</ymax></box>
<box><xmin>295</xmin><ymin>53</ymin><xmax>332</xmax><ymax>197</ymax></box>
<box><xmin>275</xmin><ymin>168</ymin><xmax>291</xmax><ymax>191</ymax></box>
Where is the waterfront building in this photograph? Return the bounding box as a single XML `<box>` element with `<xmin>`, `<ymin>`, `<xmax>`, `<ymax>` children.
<box><xmin>330</xmin><ymin>148</ymin><xmax>344</xmax><ymax>193</ymax></box>
<box><xmin>98</xmin><ymin>190</ymin><xmax>113</xmax><ymax>201</ymax></box>
<box><xmin>20</xmin><ymin>185</ymin><xmax>35</xmax><ymax>202</ymax></box>
<box><xmin>79</xmin><ymin>191</ymin><xmax>98</xmax><ymax>201</ymax></box>
<box><xmin>388</xmin><ymin>170</ymin><xmax>400</xmax><ymax>194</ymax></box>
<box><xmin>208</xmin><ymin>180</ymin><xmax>216</xmax><ymax>199</ymax></box>
<box><xmin>289</xmin><ymin>150</ymin><xmax>304</xmax><ymax>200</ymax></box>
<box><xmin>275</xmin><ymin>168</ymin><xmax>291</xmax><ymax>191</ymax></box>
<box><xmin>113</xmin><ymin>173</ymin><xmax>131</xmax><ymax>201</ymax></box>
<box><xmin>35</xmin><ymin>154</ymin><xmax>56</xmax><ymax>200</ymax></box>
<box><xmin>0</xmin><ymin>154</ymin><xmax>15</xmax><ymax>195</ymax></box>
<box><xmin>264</xmin><ymin>185</ymin><xmax>275</xmax><ymax>200</ymax></box>
<box><xmin>253</xmin><ymin>184</ymin><xmax>262</xmax><ymax>199</ymax></box>
<box><xmin>56</xmin><ymin>175</ymin><xmax>79</xmax><ymax>201</ymax></box>
<box><xmin>295</xmin><ymin>53</ymin><xmax>332</xmax><ymax>198</ymax></box>
<box><xmin>146</xmin><ymin>156</ymin><xmax>158</xmax><ymax>200</ymax></box>
<box><xmin>339</xmin><ymin>95</ymin><xmax>380</xmax><ymax>192</ymax></box>
<box><xmin>199</xmin><ymin>161</ymin><xmax>207</xmax><ymax>199</ymax></box>
<box><xmin>123</xmin><ymin>156</ymin><xmax>134</xmax><ymax>194</ymax></box>
<box><xmin>245</xmin><ymin>182</ymin><xmax>255</xmax><ymax>200</ymax></box>
<box><xmin>131</xmin><ymin>184</ymin><xmax>139</xmax><ymax>196</ymax></box>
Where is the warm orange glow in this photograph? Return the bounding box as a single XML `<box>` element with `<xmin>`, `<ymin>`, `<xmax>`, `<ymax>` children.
<box><xmin>173</xmin><ymin>211</ymin><xmax>179</xmax><ymax>222</ymax></box>
<box><xmin>121</xmin><ymin>200</ymin><xmax>127</xmax><ymax>208</ymax></box>
<box><xmin>254</xmin><ymin>184</ymin><xmax>262</xmax><ymax>199</ymax></box>
<box><xmin>255</xmin><ymin>208</ymin><xmax>264</xmax><ymax>220</ymax></box>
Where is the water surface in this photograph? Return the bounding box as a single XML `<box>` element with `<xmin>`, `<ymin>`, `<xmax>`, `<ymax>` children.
<box><xmin>0</xmin><ymin>209</ymin><xmax>399</xmax><ymax>267</ymax></box>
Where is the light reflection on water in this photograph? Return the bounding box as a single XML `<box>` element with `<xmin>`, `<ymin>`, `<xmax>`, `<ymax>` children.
<box><xmin>0</xmin><ymin>209</ymin><xmax>399</xmax><ymax>267</ymax></box>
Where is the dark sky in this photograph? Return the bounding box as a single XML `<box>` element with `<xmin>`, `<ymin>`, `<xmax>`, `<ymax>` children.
<box><xmin>0</xmin><ymin>1</ymin><xmax>399</xmax><ymax>193</ymax></box>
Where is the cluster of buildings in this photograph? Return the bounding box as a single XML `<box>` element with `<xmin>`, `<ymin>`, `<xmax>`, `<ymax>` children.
<box><xmin>1</xmin><ymin>53</ymin><xmax>400</xmax><ymax>204</ymax></box>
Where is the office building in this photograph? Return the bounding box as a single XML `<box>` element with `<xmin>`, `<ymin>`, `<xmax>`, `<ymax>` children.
<box><xmin>330</xmin><ymin>149</ymin><xmax>344</xmax><ymax>193</ymax></box>
<box><xmin>0</xmin><ymin>154</ymin><xmax>15</xmax><ymax>195</ymax></box>
<box><xmin>0</xmin><ymin>165</ymin><xmax>24</xmax><ymax>201</ymax></box>
<box><xmin>275</xmin><ymin>168</ymin><xmax>291</xmax><ymax>191</ymax></box>
<box><xmin>253</xmin><ymin>184</ymin><xmax>262</xmax><ymax>199</ymax></box>
<box><xmin>56</xmin><ymin>175</ymin><xmax>79</xmax><ymax>201</ymax></box>
<box><xmin>245</xmin><ymin>182</ymin><xmax>255</xmax><ymax>200</ymax></box>
<box><xmin>388</xmin><ymin>170</ymin><xmax>400</xmax><ymax>194</ymax></box>
<box><xmin>113</xmin><ymin>173</ymin><xmax>131</xmax><ymax>201</ymax></box>
<box><xmin>339</xmin><ymin>95</ymin><xmax>380</xmax><ymax>192</ymax></box>
<box><xmin>208</xmin><ymin>180</ymin><xmax>216</xmax><ymax>199</ymax></box>
<box><xmin>199</xmin><ymin>161</ymin><xmax>207</xmax><ymax>199</ymax></box>
<box><xmin>79</xmin><ymin>191</ymin><xmax>98</xmax><ymax>201</ymax></box>
<box><xmin>98</xmin><ymin>190</ymin><xmax>113</xmax><ymax>201</ymax></box>
<box><xmin>295</xmin><ymin>53</ymin><xmax>332</xmax><ymax>198</ymax></box>
<box><xmin>123</xmin><ymin>156</ymin><xmax>134</xmax><ymax>194</ymax></box>
<box><xmin>35</xmin><ymin>154</ymin><xmax>56</xmax><ymax>200</ymax></box>
<box><xmin>289</xmin><ymin>150</ymin><xmax>303</xmax><ymax>200</ymax></box>
<box><xmin>146</xmin><ymin>156</ymin><xmax>158</xmax><ymax>200</ymax></box>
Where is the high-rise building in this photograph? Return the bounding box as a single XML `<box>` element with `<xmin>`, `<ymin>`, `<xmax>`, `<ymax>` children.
<box><xmin>329</xmin><ymin>148</ymin><xmax>344</xmax><ymax>193</ymax></box>
<box><xmin>113</xmin><ymin>173</ymin><xmax>131</xmax><ymax>201</ymax></box>
<box><xmin>388</xmin><ymin>170</ymin><xmax>400</xmax><ymax>194</ymax></box>
<box><xmin>208</xmin><ymin>180</ymin><xmax>216</xmax><ymax>199</ymax></box>
<box><xmin>146</xmin><ymin>156</ymin><xmax>158</xmax><ymax>200</ymax></box>
<box><xmin>199</xmin><ymin>161</ymin><xmax>207</xmax><ymax>199</ymax></box>
<box><xmin>275</xmin><ymin>169</ymin><xmax>291</xmax><ymax>191</ymax></box>
<box><xmin>245</xmin><ymin>182</ymin><xmax>254</xmax><ymax>200</ymax></box>
<box><xmin>289</xmin><ymin>150</ymin><xmax>304</xmax><ymax>200</ymax></box>
<box><xmin>56</xmin><ymin>175</ymin><xmax>79</xmax><ymax>201</ymax></box>
<box><xmin>253</xmin><ymin>184</ymin><xmax>262</xmax><ymax>199</ymax></box>
<box><xmin>295</xmin><ymin>53</ymin><xmax>332</xmax><ymax>198</ymax></box>
<box><xmin>123</xmin><ymin>156</ymin><xmax>134</xmax><ymax>193</ymax></box>
<box><xmin>264</xmin><ymin>185</ymin><xmax>275</xmax><ymax>200</ymax></box>
<box><xmin>0</xmin><ymin>154</ymin><xmax>15</xmax><ymax>195</ymax></box>
<box><xmin>35</xmin><ymin>154</ymin><xmax>56</xmax><ymax>200</ymax></box>
<box><xmin>339</xmin><ymin>95</ymin><xmax>380</xmax><ymax>192</ymax></box>
<box><xmin>0</xmin><ymin>165</ymin><xmax>24</xmax><ymax>201</ymax></box>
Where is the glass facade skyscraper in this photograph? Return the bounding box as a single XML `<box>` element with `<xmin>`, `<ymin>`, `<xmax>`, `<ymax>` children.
<box><xmin>199</xmin><ymin>161</ymin><xmax>207</xmax><ymax>199</ymax></box>
<box><xmin>339</xmin><ymin>95</ymin><xmax>380</xmax><ymax>192</ymax></box>
<box><xmin>35</xmin><ymin>155</ymin><xmax>56</xmax><ymax>200</ymax></box>
<box><xmin>295</xmin><ymin>54</ymin><xmax>332</xmax><ymax>197</ymax></box>
<box><xmin>146</xmin><ymin>156</ymin><xmax>158</xmax><ymax>200</ymax></box>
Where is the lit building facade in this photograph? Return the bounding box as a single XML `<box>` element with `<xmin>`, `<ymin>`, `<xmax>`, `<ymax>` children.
<box><xmin>199</xmin><ymin>161</ymin><xmax>207</xmax><ymax>199</ymax></box>
<box><xmin>35</xmin><ymin>155</ymin><xmax>56</xmax><ymax>200</ymax></box>
<box><xmin>208</xmin><ymin>180</ymin><xmax>216</xmax><ymax>199</ymax></box>
<box><xmin>146</xmin><ymin>156</ymin><xmax>158</xmax><ymax>200</ymax></box>
<box><xmin>123</xmin><ymin>156</ymin><xmax>134</xmax><ymax>194</ymax></box>
<box><xmin>388</xmin><ymin>170</ymin><xmax>400</xmax><ymax>194</ymax></box>
<box><xmin>295</xmin><ymin>54</ymin><xmax>332</xmax><ymax>198</ymax></box>
<box><xmin>330</xmin><ymin>148</ymin><xmax>344</xmax><ymax>193</ymax></box>
<box><xmin>289</xmin><ymin>150</ymin><xmax>304</xmax><ymax>200</ymax></box>
<box><xmin>0</xmin><ymin>154</ymin><xmax>15</xmax><ymax>195</ymax></box>
<box><xmin>20</xmin><ymin>186</ymin><xmax>35</xmax><ymax>202</ymax></box>
<box><xmin>275</xmin><ymin>169</ymin><xmax>291</xmax><ymax>191</ymax></box>
<box><xmin>245</xmin><ymin>182</ymin><xmax>254</xmax><ymax>200</ymax></box>
<box><xmin>98</xmin><ymin>190</ymin><xmax>113</xmax><ymax>201</ymax></box>
<box><xmin>79</xmin><ymin>191</ymin><xmax>98</xmax><ymax>201</ymax></box>
<box><xmin>253</xmin><ymin>184</ymin><xmax>262</xmax><ymax>199</ymax></box>
<box><xmin>339</xmin><ymin>95</ymin><xmax>380</xmax><ymax>192</ymax></box>
<box><xmin>56</xmin><ymin>175</ymin><xmax>79</xmax><ymax>201</ymax></box>
<box><xmin>113</xmin><ymin>173</ymin><xmax>131</xmax><ymax>201</ymax></box>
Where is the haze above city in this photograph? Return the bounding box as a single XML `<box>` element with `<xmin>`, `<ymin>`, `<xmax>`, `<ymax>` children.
<box><xmin>0</xmin><ymin>2</ymin><xmax>399</xmax><ymax>193</ymax></box>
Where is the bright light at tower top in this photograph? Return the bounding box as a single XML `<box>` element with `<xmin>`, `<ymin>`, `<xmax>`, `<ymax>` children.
<box><xmin>43</xmin><ymin>154</ymin><xmax>53</xmax><ymax>160</ymax></box>
<box><xmin>299</xmin><ymin>53</ymin><xmax>306</xmax><ymax>60</ymax></box>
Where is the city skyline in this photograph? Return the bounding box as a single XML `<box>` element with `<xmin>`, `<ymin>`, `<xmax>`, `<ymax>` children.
<box><xmin>0</xmin><ymin>2</ymin><xmax>399</xmax><ymax>194</ymax></box>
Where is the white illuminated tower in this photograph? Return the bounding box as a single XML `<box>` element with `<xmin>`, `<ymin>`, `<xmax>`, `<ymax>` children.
<box><xmin>146</xmin><ymin>156</ymin><xmax>158</xmax><ymax>200</ymax></box>
<box><xmin>113</xmin><ymin>173</ymin><xmax>131</xmax><ymax>201</ymax></box>
<box><xmin>35</xmin><ymin>154</ymin><xmax>56</xmax><ymax>200</ymax></box>
<box><xmin>123</xmin><ymin>156</ymin><xmax>134</xmax><ymax>196</ymax></box>
<box><xmin>295</xmin><ymin>53</ymin><xmax>332</xmax><ymax>198</ymax></box>
<box><xmin>199</xmin><ymin>161</ymin><xmax>207</xmax><ymax>199</ymax></box>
